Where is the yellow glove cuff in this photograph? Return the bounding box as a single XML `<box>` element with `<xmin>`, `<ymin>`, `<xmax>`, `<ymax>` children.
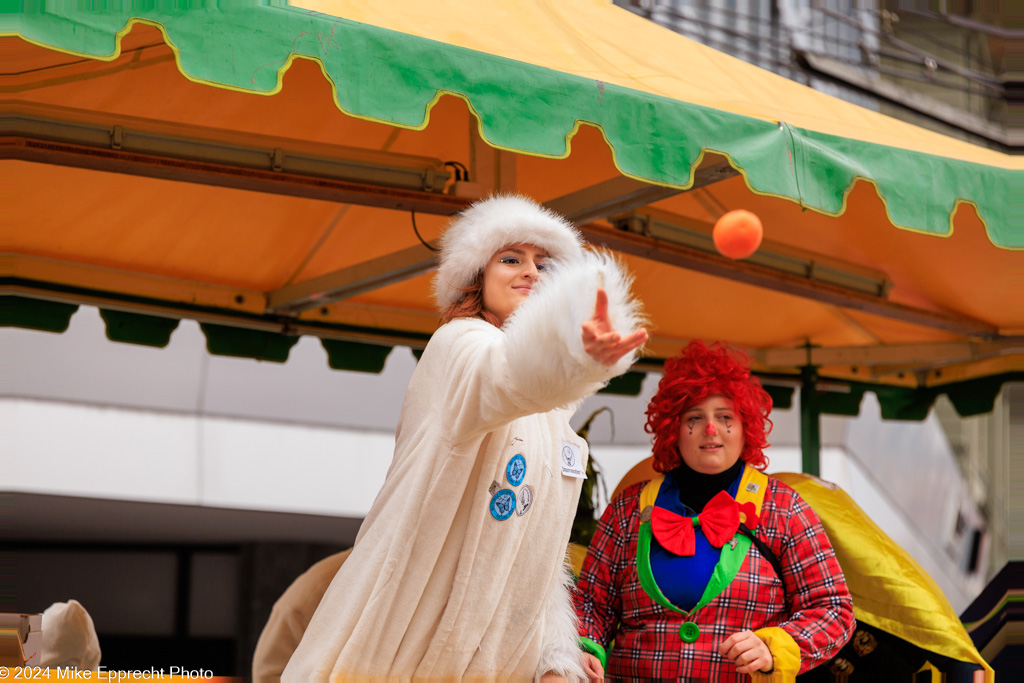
<box><xmin>749</xmin><ymin>626</ymin><xmax>800</xmax><ymax>682</ymax></box>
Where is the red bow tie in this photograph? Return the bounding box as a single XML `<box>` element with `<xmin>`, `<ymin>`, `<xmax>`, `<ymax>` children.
<box><xmin>650</xmin><ymin>490</ymin><xmax>760</xmax><ymax>556</ymax></box>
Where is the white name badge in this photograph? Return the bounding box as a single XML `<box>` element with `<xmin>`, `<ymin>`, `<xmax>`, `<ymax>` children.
<box><xmin>560</xmin><ymin>441</ymin><xmax>586</xmax><ymax>479</ymax></box>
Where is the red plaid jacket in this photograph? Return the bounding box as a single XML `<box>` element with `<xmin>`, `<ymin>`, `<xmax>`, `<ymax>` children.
<box><xmin>575</xmin><ymin>475</ymin><xmax>854</xmax><ymax>681</ymax></box>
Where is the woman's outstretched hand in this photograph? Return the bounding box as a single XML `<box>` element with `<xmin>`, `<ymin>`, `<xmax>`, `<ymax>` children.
<box><xmin>582</xmin><ymin>288</ymin><xmax>648</xmax><ymax>366</ymax></box>
<box><xmin>719</xmin><ymin>630</ymin><xmax>774</xmax><ymax>674</ymax></box>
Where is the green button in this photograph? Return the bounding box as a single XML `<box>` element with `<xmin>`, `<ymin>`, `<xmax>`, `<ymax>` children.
<box><xmin>679</xmin><ymin>621</ymin><xmax>700</xmax><ymax>642</ymax></box>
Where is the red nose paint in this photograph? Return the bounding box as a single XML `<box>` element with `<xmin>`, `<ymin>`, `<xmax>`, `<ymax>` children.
<box><xmin>706</xmin><ymin>423</ymin><xmax>718</xmax><ymax>436</ymax></box>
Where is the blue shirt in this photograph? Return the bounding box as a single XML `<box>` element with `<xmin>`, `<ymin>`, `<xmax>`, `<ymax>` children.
<box><xmin>649</xmin><ymin>467</ymin><xmax>743</xmax><ymax>611</ymax></box>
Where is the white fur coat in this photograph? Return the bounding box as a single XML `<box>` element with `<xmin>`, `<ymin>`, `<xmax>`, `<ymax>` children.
<box><xmin>283</xmin><ymin>251</ymin><xmax>643</xmax><ymax>681</ymax></box>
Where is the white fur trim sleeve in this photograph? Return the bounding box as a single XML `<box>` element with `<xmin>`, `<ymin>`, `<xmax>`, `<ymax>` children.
<box><xmin>537</xmin><ymin>562</ymin><xmax>587</xmax><ymax>681</ymax></box>
<box><xmin>504</xmin><ymin>250</ymin><xmax>644</xmax><ymax>409</ymax></box>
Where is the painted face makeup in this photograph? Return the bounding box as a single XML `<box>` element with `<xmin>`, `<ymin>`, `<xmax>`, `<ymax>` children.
<box><xmin>677</xmin><ymin>395</ymin><xmax>745</xmax><ymax>474</ymax></box>
<box><xmin>481</xmin><ymin>243</ymin><xmax>550</xmax><ymax>326</ymax></box>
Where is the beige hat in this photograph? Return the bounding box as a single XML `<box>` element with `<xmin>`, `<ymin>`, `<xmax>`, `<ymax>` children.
<box><xmin>432</xmin><ymin>194</ymin><xmax>584</xmax><ymax>311</ymax></box>
<box><xmin>41</xmin><ymin>599</ymin><xmax>101</xmax><ymax>670</ymax></box>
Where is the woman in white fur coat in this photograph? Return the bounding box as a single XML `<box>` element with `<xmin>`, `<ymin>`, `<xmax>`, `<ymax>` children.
<box><xmin>283</xmin><ymin>195</ymin><xmax>647</xmax><ymax>681</ymax></box>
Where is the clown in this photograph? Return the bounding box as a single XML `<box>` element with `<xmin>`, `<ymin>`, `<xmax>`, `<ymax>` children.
<box><xmin>575</xmin><ymin>341</ymin><xmax>855</xmax><ymax>681</ymax></box>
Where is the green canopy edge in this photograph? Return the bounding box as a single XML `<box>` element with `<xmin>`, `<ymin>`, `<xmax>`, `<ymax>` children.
<box><xmin>0</xmin><ymin>291</ymin><xmax>427</xmax><ymax>373</ymax></box>
<box><xmin>3</xmin><ymin>295</ymin><xmax>1015</xmax><ymax>417</ymax></box>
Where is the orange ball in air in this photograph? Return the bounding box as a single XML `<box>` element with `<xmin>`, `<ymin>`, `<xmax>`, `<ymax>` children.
<box><xmin>713</xmin><ymin>210</ymin><xmax>763</xmax><ymax>260</ymax></box>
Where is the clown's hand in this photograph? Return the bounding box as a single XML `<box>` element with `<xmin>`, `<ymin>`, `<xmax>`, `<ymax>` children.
<box><xmin>719</xmin><ymin>630</ymin><xmax>774</xmax><ymax>674</ymax></box>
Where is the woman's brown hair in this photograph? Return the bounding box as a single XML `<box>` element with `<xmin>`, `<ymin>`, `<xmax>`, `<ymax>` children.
<box><xmin>440</xmin><ymin>272</ymin><xmax>502</xmax><ymax>327</ymax></box>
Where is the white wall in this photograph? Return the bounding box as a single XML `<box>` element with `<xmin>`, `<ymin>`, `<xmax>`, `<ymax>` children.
<box><xmin>4</xmin><ymin>398</ymin><xmax>392</xmax><ymax>518</ymax></box>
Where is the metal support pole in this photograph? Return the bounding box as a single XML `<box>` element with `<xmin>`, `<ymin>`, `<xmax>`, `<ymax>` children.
<box><xmin>800</xmin><ymin>363</ymin><xmax>821</xmax><ymax>476</ymax></box>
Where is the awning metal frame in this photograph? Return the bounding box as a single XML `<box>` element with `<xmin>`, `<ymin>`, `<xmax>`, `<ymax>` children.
<box><xmin>755</xmin><ymin>339</ymin><xmax>1023</xmax><ymax>370</ymax></box>
<box><xmin>2</xmin><ymin>108</ymin><xmax>1005</xmax><ymax>370</ymax></box>
<box><xmin>265</xmin><ymin>160</ymin><xmax>739</xmax><ymax>315</ymax></box>
<box><xmin>266</xmin><ymin>241</ymin><xmax>440</xmax><ymax>316</ymax></box>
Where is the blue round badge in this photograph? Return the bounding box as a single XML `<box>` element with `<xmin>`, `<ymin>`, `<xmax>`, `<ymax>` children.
<box><xmin>489</xmin><ymin>489</ymin><xmax>516</xmax><ymax>521</ymax></box>
<box><xmin>506</xmin><ymin>454</ymin><xmax>527</xmax><ymax>487</ymax></box>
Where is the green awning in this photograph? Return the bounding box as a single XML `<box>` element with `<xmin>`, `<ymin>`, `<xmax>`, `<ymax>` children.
<box><xmin>4</xmin><ymin>295</ymin><xmax>1014</xmax><ymax>415</ymax></box>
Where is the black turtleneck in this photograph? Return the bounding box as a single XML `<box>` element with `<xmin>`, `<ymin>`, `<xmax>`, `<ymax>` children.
<box><xmin>666</xmin><ymin>457</ymin><xmax>745</xmax><ymax>513</ymax></box>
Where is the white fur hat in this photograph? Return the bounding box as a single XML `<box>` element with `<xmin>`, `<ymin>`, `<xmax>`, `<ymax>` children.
<box><xmin>432</xmin><ymin>194</ymin><xmax>585</xmax><ymax>311</ymax></box>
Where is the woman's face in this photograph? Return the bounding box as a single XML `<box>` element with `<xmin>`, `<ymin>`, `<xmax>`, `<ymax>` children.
<box><xmin>677</xmin><ymin>395</ymin><xmax>745</xmax><ymax>474</ymax></box>
<box><xmin>481</xmin><ymin>243</ymin><xmax>550</xmax><ymax>325</ymax></box>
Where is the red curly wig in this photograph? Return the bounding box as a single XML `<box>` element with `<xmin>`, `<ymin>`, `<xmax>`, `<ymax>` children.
<box><xmin>645</xmin><ymin>341</ymin><xmax>773</xmax><ymax>472</ymax></box>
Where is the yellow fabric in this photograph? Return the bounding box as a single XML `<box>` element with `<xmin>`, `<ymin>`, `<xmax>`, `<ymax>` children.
<box><xmin>915</xmin><ymin>662</ymin><xmax>942</xmax><ymax>682</ymax></box>
<box><xmin>292</xmin><ymin>0</ymin><xmax>1017</xmax><ymax>170</ymax></box>
<box><xmin>749</xmin><ymin>670</ymin><xmax>793</xmax><ymax>683</ymax></box>
<box><xmin>751</xmin><ymin>626</ymin><xmax>801</xmax><ymax>682</ymax></box>
<box><xmin>772</xmin><ymin>472</ymin><xmax>993</xmax><ymax>682</ymax></box>
<box><xmin>567</xmin><ymin>542</ymin><xmax>588</xmax><ymax>579</ymax></box>
<box><xmin>735</xmin><ymin>466</ymin><xmax>769</xmax><ymax>517</ymax></box>
<box><xmin>639</xmin><ymin>474</ymin><xmax>664</xmax><ymax>510</ymax></box>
